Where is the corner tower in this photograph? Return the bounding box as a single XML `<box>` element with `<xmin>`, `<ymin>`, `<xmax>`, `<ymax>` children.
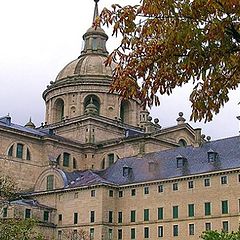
<box><xmin>42</xmin><ymin>0</ymin><xmax>141</xmax><ymax>128</ymax></box>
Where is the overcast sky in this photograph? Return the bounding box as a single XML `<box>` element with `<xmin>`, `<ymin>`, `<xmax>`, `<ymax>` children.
<box><xmin>0</xmin><ymin>0</ymin><xmax>239</xmax><ymax>140</ymax></box>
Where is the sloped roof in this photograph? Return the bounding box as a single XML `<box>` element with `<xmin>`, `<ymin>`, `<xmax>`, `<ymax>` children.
<box><xmin>101</xmin><ymin>135</ymin><xmax>240</xmax><ymax>185</ymax></box>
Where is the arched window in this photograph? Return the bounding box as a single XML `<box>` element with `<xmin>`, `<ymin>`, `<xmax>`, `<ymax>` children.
<box><xmin>8</xmin><ymin>145</ymin><xmax>13</xmax><ymax>157</ymax></box>
<box><xmin>46</xmin><ymin>175</ymin><xmax>54</xmax><ymax>191</ymax></box>
<box><xmin>26</xmin><ymin>148</ymin><xmax>31</xmax><ymax>160</ymax></box>
<box><xmin>84</xmin><ymin>95</ymin><xmax>100</xmax><ymax>115</ymax></box>
<box><xmin>101</xmin><ymin>158</ymin><xmax>105</xmax><ymax>170</ymax></box>
<box><xmin>102</xmin><ymin>153</ymin><xmax>120</xmax><ymax>169</ymax></box>
<box><xmin>16</xmin><ymin>143</ymin><xmax>24</xmax><ymax>159</ymax></box>
<box><xmin>120</xmin><ymin>100</ymin><xmax>131</xmax><ymax>124</ymax></box>
<box><xmin>54</xmin><ymin>98</ymin><xmax>64</xmax><ymax>122</ymax></box>
<box><xmin>56</xmin><ymin>154</ymin><xmax>61</xmax><ymax>165</ymax></box>
<box><xmin>73</xmin><ymin>158</ymin><xmax>77</xmax><ymax>169</ymax></box>
<box><xmin>178</xmin><ymin>139</ymin><xmax>187</xmax><ymax>147</ymax></box>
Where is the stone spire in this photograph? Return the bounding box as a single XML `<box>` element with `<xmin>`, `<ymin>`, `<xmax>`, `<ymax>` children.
<box><xmin>93</xmin><ymin>0</ymin><xmax>99</xmax><ymax>23</ymax></box>
<box><xmin>80</xmin><ymin>0</ymin><xmax>108</xmax><ymax>56</ymax></box>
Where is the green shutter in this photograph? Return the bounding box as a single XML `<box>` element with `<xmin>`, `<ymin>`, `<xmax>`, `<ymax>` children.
<box><xmin>173</xmin><ymin>206</ymin><xmax>178</xmax><ymax>219</ymax></box>
<box><xmin>63</xmin><ymin>152</ymin><xmax>70</xmax><ymax>167</ymax></box>
<box><xmin>188</xmin><ymin>204</ymin><xmax>194</xmax><ymax>217</ymax></box>
<box><xmin>205</xmin><ymin>202</ymin><xmax>211</xmax><ymax>216</ymax></box>
<box><xmin>222</xmin><ymin>200</ymin><xmax>228</xmax><ymax>214</ymax></box>
<box><xmin>43</xmin><ymin>211</ymin><xmax>49</xmax><ymax>222</ymax></box>
<box><xmin>131</xmin><ymin>210</ymin><xmax>136</xmax><ymax>222</ymax></box>
<box><xmin>16</xmin><ymin>143</ymin><xmax>23</xmax><ymax>158</ymax></box>
<box><xmin>131</xmin><ymin>228</ymin><xmax>135</xmax><ymax>239</ymax></box>
<box><xmin>158</xmin><ymin>207</ymin><xmax>163</xmax><ymax>220</ymax></box>
<box><xmin>144</xmin><ymin>209</ymin><xmax>149</xmax><ymax>221</ymax></box>
<box><xmin>47</xmin><ymin>175</ymin><xmax>54</xmax><ymax>190</ymax></box>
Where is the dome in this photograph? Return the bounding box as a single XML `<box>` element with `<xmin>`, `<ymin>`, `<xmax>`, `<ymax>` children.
<box><xmin>55</xmin><ymin>55</ymin><xmax>114</xmax><ymax>81</ymax></box>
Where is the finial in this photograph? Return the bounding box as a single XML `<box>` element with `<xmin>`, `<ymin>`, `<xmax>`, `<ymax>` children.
<box><xmin>93</xmin><ymin>0</ymin><xmax>100</xmax><ymax>23</ymax></box>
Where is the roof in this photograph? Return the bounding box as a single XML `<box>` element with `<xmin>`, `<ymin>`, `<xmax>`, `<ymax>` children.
<box><xmin>101</xmin><ymin>135</ymin><xmax>240</xmax><ymax>185</ymax></box>
<box><xmin>60</xmin><ymin>135</ymin><xmax>240</xmax><ymax>188</ymax></box>
<box><xmin>10</xmin><ymin>199</ymin><xmax>55</xmax><ymax>210</ymax></box>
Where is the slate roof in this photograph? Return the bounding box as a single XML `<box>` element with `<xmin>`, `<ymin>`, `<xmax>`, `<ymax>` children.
<box><xmin>10</xmin><ymin>199</ymin><xmax>55</xmax><ymax>210</ymax></box>
<box><xmin>61</xmin><ymin>135</ymin><xmax>240</xmax><ymax>188</ymax></box>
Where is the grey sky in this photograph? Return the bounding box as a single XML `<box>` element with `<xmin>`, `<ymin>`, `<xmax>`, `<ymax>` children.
<box><xmin>0</xmin><ymin>0</ymin><xmax>239</xmax><ymax>140</ymax></box>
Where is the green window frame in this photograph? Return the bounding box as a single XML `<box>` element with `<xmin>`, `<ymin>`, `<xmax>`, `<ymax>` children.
<box><xmin>46</xmin><ymin>175</ymin><xmax>54</xmax><ymax>191</ymax></box>
<box><xmin>16</xmin><ymin>143</ymin><xmax>23</xmax><ymax>159</ymax></box>
<box><xmin>222</xmin><ymin>221</ymin><xmax>229</xmax><ymax>232</ymax></box>
<box><xmin>205</xmin><ymin>202</ymin><xmax>211</xmax><ymax>216</ymax></box>
<box><xmin>158</xmin><ymin>207</ymin><xmax>163</xmax><ymax>220</ymax></box>
<box><xmin>144</xmin><ymin>227</ymin><xmax>149</xmax><ymax>239</ymax></box>
<box><xmin>118</xmin><ymin>229</ymin><xmax>122</xmax><ymax>240</ymax></box>
<box><xmin>74</xmin><ymin>212</ymin><xmax>78</xmax><ymax>224</ymax></box>
<box><xmin>43</xmin><ymin>211</ymin><xmax>49</xmax><ymax>222</ymax></box>
<box><xmin>173</xmin><ymin>225</ymin><xmax>178</xmax><ymax>236</ymax></box>
<box><xmin>25</xmin><ymin>209</ymin><xmax>31</xmax><ymax>219</ymax></box>
<box><xmin>63</xmin><ymin>152</ymin><xmax>70</xmax><ymax>167</ymax></box>
<box><xmin>173</xmin><ymin>206</ymin><xmax>178</xmax><ymax>219</ymax></box>
<box><xmin>3</xmin><ymin>207</ymin><xmax>7</xmax><ymax>218</ymax></box>
<box><xmin>118</xmin><ymin>211</ymin><xmax>122</xmax><ymax>223</ymax></box>
<box><xmin>188</xmin><ymin>204</ymin><xmax>194</xmax><ymax>217</ymax></box>
<box><xmin>222</xmin><ymin>200</ymin><xmax>228</xmax><ymax>214</ymax></box>
<box><xmin>130</xmin><ymin>210</ymin><xmax>136</xmax><ymax>222</ymax></box>
<box><xmin>189</xmin><ymin>224</ymin><xmax>195</xmax><ymax>235</ymax></box>
<box><xmin>131</xmin><ymin>228</ymin><xmax>136</xmax><ymax>239</ymax></box>
<box><xmin>90</xmin><ymin>228</ymin><xmax>94</xmax><ymax>240</ymax></box>
<box><xmin>144</xmin><ymin>209</ymin><xmax>149</xmax><ymax>221</ymax></box>
<box><xmin>158</xmin><ymin>226</ymin><xmax>163</xmax><ymax>237</ymax></box>
<box><xmin>90</xmin><ymin>211</ymin><xmax>95</xmax><ymax>223</ymax></box>
<box><xmin>108</xmin><ymin>211</ymin><xmax>113</xmax><ymax>223</ymax></box>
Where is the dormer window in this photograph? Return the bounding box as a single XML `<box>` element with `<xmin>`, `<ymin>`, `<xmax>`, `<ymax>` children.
<box><xmin>176</xmin><ymin>155</ymin><xmax>187</xmax><ymax>168</ymax></box>
<box><xmin>207</xmin><ymin>149</ymin><xmax>218</xmax><ymax>163</ymax></box>
<box><xmin>123</xmin><ymin>165</ymin><xmax>132</xmax><ymax>177</ymax></box>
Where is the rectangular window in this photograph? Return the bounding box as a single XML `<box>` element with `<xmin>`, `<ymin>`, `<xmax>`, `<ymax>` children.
<box><xmin>158</xmin><ymin>185</ymin><xmax>163</xmax><ymax>193</ymax></box>
<box><xmin>74</xmin><ymin>212</ymin><xmax>78</xmax><ymax>224</ymax></box>
<box><xmin>144</xmin><ymin>227</ymin><xmax>149</xmax><ymax>239</ymax></box>
<box><xmin>173</xmin><ymin>183</ymin><xmax>178</xmax><ymax>191</ymax></box>
<box><xmin>109</xmin><ymin>211</ymin><xmax>113</xmax><ymax>223</ymax></box>
<box><xmin>2</xmin><ymin>207</ymin><xmax>7</xmax><ymax>218</ymax></box>
<box><xmin>205</xmin><ymin>202</ymin><xmax>211</xmax><ymax>216</ymax></box>
<box><xmin>109</xmin><ymin>229</ymin><xmax>113</xmax><ymax>240</ymax></box>
<box><xmin>131</xmin><ymin>228</ymin><xmax>136</xmax><ymax>239</ymax></box>
<box><xmin>109</xmin><ymin>190</ymin><xmax>114</xmax><ymax>197</ymax></box>
<box><xmin>222</xmin><ymin>200</ymin><xmax>228</xmax><ymax>214</ymax></box>
<box><xmin>91</xmin><ymin>189</ymin><xmax>96</xmax><ymax>197</ymax></box>
<box><xmin>119</xmin><ymin>190</ymin><xmax>123</xmax><ymax>198</ymax></box>
<box><xmin>130</xmin><ymin>210</ymin><xmax>136</xmax><ymax>222</ymax></box>
<box><xmin>25</xmin><ymin>209</ymin><xmax>31</xmax><ymax>219</ymax></box>
<box><xmin>222</xmin><ymin>221</ymin><xmax>229</xmax><ymax>232</ymax></box>
<box><xmin>144</xmin><ymin>209</ymin><xmax>149</xmax><ymax>221</ymax></box>
<box><xmin>131</xmin><ymin>189</ymin><xmax>136</xmax><ymax>196</ymax></box>
<box><xmin>108</xmin><ymin>154</ymin><xmax>114</xmax><ymax>166</ymax></box>
<box><xmin>46</xmin><ymin>175</ymin><xmax>54</xmax><ymax>191</ymax></box>
<box><xmin>189</xmin><ymin>224</ymin><xmax>195</xmax><ymax>235</ymax></box>
<box><xmin>158</xmin><ymin>207</ymin><xmax>163</xmax><ymax>220</ymax></box>
<box><xmin>204</xmin><ymin>178</ymin><xmax>211</xmax><ymax>187</ymax></box>
<box><xmin>173</xmin><ymin>225</ymin><xmax>178</xmax><ymax>237</ymax></box>
<box><xmin>205</xmin><ymin>222</ymin><xmax>211</xmax><ymax>231</ymax></box>
<box><xmin>144</xmin><ymin>186</ymin><xmax>149</xmax><ymax>195</ymax></box>
<box><xmin>221</xmin><ymin>176</ymin><xmax>228</xmax><ymax>185</ymax></box>
<box><xmin>188</xmin><ymin>181</ymin><xmax>194</xmax><ymax>189</ymax></box>
<box><xmin>58</xmin><ymin>230</ymin><xmax>62</xmax><ymax>240</ymax></box>
<box><xmin>58</xmin><ymin>214</ymin><xmax>62</xmax><ymax>223</ymax></box>
<box><xmin>118</xmin><ymin>211</ymin><xmax>122</xmax><ymax>223</ymax></box>
<box><xmin>90</xmin><ymin>228</ymin><xmax>94</xmax><ymax>240</ymax></box>
<box><xmin>16</xmin><ymin>143</ymin><xmax>23</xmax><ymax>159</ymax></box>
<box><xmin>158</xmin><ymin>226</ymin><xmax>163</xmax><ymax>237</ymax></box>
<box><xmin>90</xmin><ymin>211</ymin><xmax>95</xmax><ymax>223</ymax></box>
<box><xmin>118</xmin><ymin>229</ymin><xmax>122</xmax><ymax>240</ymax></box>
<box><xmin>173</xmin><ymin>206</ymin><xmax>178</xmax><ymax>219</ymax></box>
<box><xmin>43</xmin><ymin>211</ymin><xmax>49</xmax><ymax>222</ymax></box>
<box><xmin>63</xmin><ymin>152</ymin><xmax>70</xmax><ymax>167</ymax></box>
<box><xmin>188</xmin><ymin>204</ymin><xmax>195</xmax><ymax>217</ymax></box>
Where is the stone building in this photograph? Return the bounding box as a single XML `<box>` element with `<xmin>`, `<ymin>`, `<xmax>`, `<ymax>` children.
<box><xmin>0</xmin><ymin>1</ymin><xmax>240</xmax><ymax>239</ymax></box>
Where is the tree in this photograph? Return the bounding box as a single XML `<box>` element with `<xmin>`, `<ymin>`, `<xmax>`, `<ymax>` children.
<box><xmin>0</xmin><ymin>175</ymin><xmax>44</xmax><ymax>240</ymax></box>
<box><xmin>60</xmin><ymin>229</ymin><xmax>90</xmax><ymax>240</ymax></box>
<box><xmin>98</xmin><ymin>0</ymin><xmax>240</xmax><ymax>122</ymax></box>
<box><xmin>201</xmin><ymin>230</ymin><xmax>240</xmax><ymax>239</ymax></box>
